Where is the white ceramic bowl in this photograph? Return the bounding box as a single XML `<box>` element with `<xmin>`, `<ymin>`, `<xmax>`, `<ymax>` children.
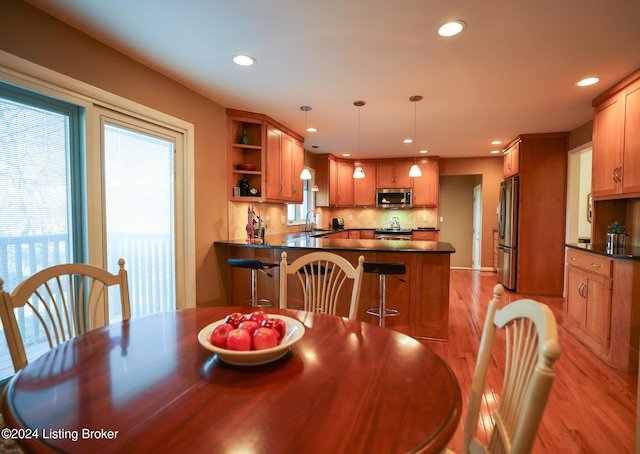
<box><xmin>198</xmin><ymin>315</ymin><xmax>305</xmax><ymax>366</ymax></box>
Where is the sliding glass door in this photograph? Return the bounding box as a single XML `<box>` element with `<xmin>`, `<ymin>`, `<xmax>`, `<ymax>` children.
<box><xmin>101</xmin><ymin>115</ymin><xmax>178</xmax><ymax>319</ymax></box>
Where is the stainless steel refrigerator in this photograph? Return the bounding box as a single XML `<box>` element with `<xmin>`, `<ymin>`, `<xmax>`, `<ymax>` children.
<box><xmin>497</xmin><ymin>177</ymin><xmax>519</xmax><ymax>290</ymax></box>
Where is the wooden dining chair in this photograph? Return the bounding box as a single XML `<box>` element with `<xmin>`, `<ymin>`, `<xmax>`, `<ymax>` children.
<box><xmin>446</xmin><ymin>284</ymin><xmax>561</xmax><ymax>454</ymax></box>
<box><xmin>0</xmin><ymin>259</ymin><xmax>131</xmax><ymax>373</ymax></box>
<box><xmin>279</xmin><ymin>251</ymin><xmax>364</xmax><ymax>319</ymax></box>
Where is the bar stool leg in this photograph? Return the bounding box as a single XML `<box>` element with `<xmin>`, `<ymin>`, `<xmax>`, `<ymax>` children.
<box><xmin>250</xmin><ymin>268</ymin><xmax>258</xmax><ymax>307</ymax></box>
<box><xmin>378</xmin><ymin>274</ymin><xmax>386</xmax><ymax>327</ymax></box>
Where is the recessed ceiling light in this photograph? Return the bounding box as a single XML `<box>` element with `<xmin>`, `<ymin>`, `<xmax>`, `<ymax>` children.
<box><xmin>491</xmin><ymin>140</ymin><xmax>502</xmax><ymax>145</ymax></box>
<box><xmin>232</xmin><ymin>54</ymin><xmax>256</xmax><ymax>66</ymax></box>
<box><xmin>438</xmin><ymin>21</ymin><xmax>466</xmax><ymax>37</ymax></box>
<box><xmin>306</xmin><ymin>127</ymin><xmax>318</xmax><ymax>133</ymax></box>
<box><xmin>403</xmin><ymin>138</ymin><xmax>413</xmax><ymax>144</ymax></box>
<box><xmin>343</xmin><ymin>153</ymin><xmax>351</xmax><ymax>157</ymax></box>
<box><xmin>577</xmin><ymin>77</ymin><xmax>599</xmax><ymax>87</ymax></box>
<box><xmin>419</xmin><ymin>149</ymin><xmax>429</xmax><ymax>154</ymax></box>
<box><xmin>490</xmin><ymin>150</ymin><xmax>501</xmax><ymax>154</ymax></box>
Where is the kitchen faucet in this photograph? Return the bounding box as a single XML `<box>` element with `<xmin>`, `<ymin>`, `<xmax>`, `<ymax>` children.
<box><xmin>305</xmin><ymin>210</ymin><xmax>315</xmax><ymax>232</ymax></box>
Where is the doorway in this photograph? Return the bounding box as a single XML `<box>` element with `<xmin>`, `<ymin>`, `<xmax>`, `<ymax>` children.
<box><xmin>566</xmin><ymin>143</ymin><xmax>593</xmax><ymax>244</ymax></box>
<box><xmin>472</xmin><ymin>184</ymin><xmax>482</xmax><ymax>269</ymax></box>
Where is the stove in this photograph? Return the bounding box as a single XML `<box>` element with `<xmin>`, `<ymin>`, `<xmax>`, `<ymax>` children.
<box><xmin>374</xmin><ymin>228</ymin><xmax>413</xmax><ymax>240</ymax></box>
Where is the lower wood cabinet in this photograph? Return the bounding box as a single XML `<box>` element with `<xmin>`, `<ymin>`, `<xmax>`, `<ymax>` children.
<box><xmin>221</xmin><ymin>244</ymin><xmax>452</xmax><ymax>340</ymax></box>
<box><xmin>564</xmin><ymin>247</ymin><xmax>640</xmax><ymax>372</ymax></box>
<box><xmin>411</xmin><ymin>230</ymin><xmax>438</xmax><ymax>241</ymax></box>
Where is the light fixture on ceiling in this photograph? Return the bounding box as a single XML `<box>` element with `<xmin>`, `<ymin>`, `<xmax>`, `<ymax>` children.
<box><xmin>300</xmin><ymin>105</ymin><xmax>318</xmax><ymax>133</ymax></box>
<box><xmin>408</xmin><ymin>95</ymin><xmax>423</xmax><ymax>178</ymax></box>
<box><xmin>438</xmin><ymin>20</ymin><xmax>466</xmax><ymax>37</ymax></box>
<box><xmin>577</xmin><ymin>77</ymin><xmax>600</xmax><ymax>87</ymax></box>
<box><xmin>353</xmin><ymin>100</ymin><xmax>366</xmax><ymax>179</ymax></box>
<box><xmin>300</xmin><ymin>168</ymin><xmax>312</xmax><ymax>180</ymax></box>
<box><xmin>232</xmin><ymin>54</ymin><xmax>256</xmax><ymax>66</ymax></box>
<box><xmin>299</xmin><ymin>105</ymin><xmax>314</xmax><ymax>180</ymax></box>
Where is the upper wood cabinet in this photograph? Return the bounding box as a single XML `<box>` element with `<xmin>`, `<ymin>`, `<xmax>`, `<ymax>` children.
<box><xmin>377</xmin><ymin>159</ymin><xmax>413</xmax><ymax>188</ymax></box>
<box><xmin>412</xmin><ymin>157</ymin><xmax>439</xmax><ymax>207</ymax></box>
<box><xmin>592</xmin><ymin>70</ymin><xmax>640</xmax><ymax>199</ymax></box>
<box><xmin>503</xmin><ymin>141</ymin><xmax>520</xmax><ymax>178</ymax></box>
<box><xmin>353</xmin><ymin>161</ymin><xmax>377</xmax><ymax>206</ymax></box>
<box><xmin>316</xmin><ymin>155</ymin><xmax>354</xmax><ymax>207</ymax></box>
<box><xmin>227</xmin><ymin>114</ymin><xmax>264</xmax><ymax>202</ymax></box>
<box><xmin>265</xmin><ymin>123</ymin><xmax>304</xmax><ymax>203</ymax></box>
<box><xmin>227</xmin><ymin>109</ymin><xmax>304</xmax><ymax>203</ymax></box>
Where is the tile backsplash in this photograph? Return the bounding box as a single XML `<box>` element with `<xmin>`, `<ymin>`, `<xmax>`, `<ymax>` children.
<box><xmin>228</xmin><ymin>201</ymin><xmax>438</xmax><ymax>240</ymax></box>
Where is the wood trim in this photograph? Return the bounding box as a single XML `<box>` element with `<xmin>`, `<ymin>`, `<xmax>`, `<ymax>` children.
<box><xmin>592</xmin><ymin>67</ymin><xmax>640</xmax><ymax>107</ymax></box>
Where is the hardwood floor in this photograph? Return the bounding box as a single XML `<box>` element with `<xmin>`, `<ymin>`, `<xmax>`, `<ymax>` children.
<box><xmin>422</xmin><ymin>269</ymin><xmax>637</xmax><ymax>454</ymax></box>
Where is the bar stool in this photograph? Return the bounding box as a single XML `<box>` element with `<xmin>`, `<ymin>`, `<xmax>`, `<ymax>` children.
<box><xmin>364</xmin><ymin>262</ymin><xmax>406</xmax><ymax>327</ymax></box>
<box><xmin>228</xmin><ymin>259</ymin><xmax>278</xmax><ymax>308</ymax></box>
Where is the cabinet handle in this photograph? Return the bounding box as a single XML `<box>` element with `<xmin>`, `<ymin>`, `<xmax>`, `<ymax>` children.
<box><xmin>590</xmin><ymin>263</ymin><xmax>602</xmax><ymax>268</ymax></box>
<box><xmin>612</xmin><ymin>167</ymin><xmax>617</xmax><ymax>182</ymax></box>
<box><xmin>578</xmin><ymin>282</ymin><xmax>586</xmax><ymax>298</ymax></box>
<box><xmin>617</xmin><ymin>165</ymin><xmax>623</xmax><ymax>182</ymax></box>
<box><xmin>570</xmin><ymin>257</ymin><xmax>579</xmax><ymax>262</ymax></box>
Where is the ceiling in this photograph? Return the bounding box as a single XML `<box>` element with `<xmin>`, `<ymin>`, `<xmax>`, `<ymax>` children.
<box><xmin>25</xmin><ymin>0</ymin><xmax>640</xmax><ymax>159</ymax></box>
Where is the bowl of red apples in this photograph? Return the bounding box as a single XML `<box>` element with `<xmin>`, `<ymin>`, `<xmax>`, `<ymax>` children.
<box><xmin>198</xmin><ymin>310</ymin><xmax>305</xmax><ymax>366</ymax></box>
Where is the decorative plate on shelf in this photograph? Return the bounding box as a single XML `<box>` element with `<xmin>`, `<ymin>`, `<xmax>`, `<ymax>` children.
<box><xmin>237</xmin><ymin>163</ymin><xmax>256</xmax><ymax>171</ymax></box>
<box><xmin>198</xmin><ymin>315</ymin><xmax>305</xmax><ymax>366</ymax></box>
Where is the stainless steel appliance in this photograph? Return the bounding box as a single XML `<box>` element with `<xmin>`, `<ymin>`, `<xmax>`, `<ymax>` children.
<box><xmin>497</xmin><ymin>177</ymin><xmax>519</xmax><ymax>290</ymax></box>
<box><xmin>374</xmin><ymin>228</ymin><xmax>412</xmax><ymax>240</ymax></box>
<box><xmin>332</xmin><ymin>218</ymin><xmax>344</xmax><ymax>230</ymax></box>
<box><xmin>376</xmin><ymin>188</ymin><xmax>412</xmax><ymax>209</ymax></box>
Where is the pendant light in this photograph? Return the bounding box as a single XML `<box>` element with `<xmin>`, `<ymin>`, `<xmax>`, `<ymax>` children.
<box><xmin>408</xmin><ymin>95</ymin><xmax>423</xmax><ymax>178</ymax></box>
<box><xmin>353</xmin><ymin>100</ymin><xmax>366</xmax><ymax>179</ymax></box>
<box><xmin>299</xmin><ymin>106</ymin><xmax>313</xmax><ymax>180</ymax></box>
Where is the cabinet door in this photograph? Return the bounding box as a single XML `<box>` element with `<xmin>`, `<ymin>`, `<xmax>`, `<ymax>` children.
<box><xmin>265</xmin><ymin>125</ymin><xmax>282</xmax><ymax>200</ymax></box>
<box><xmin>412</xmin><ymin>158</ymin><xmax>439</xmax><ymax>206</ymax></box>
<box><xmin>592</xmin><ymin>93</ymin><xmax>624</xmax><ymax>197</ymax></box>
<box><xmin>280</xmin><ymin>133</ymin><xmax>294</xmax><ymax>201</ymax></box>
<box><xmin>584</xmin><ymin>273</ymin><xmax>612</xmax><ymax>349</ymax></box>
<box><xmin>503</xmin><ymin>142</ymin><xmax>520</xmax><ymax>178</ymax></box>
<box><xmin>622</xmin><ymin>79</ymin><xmax>640</xmax><ymax>194</ymax></box>
<box><xmin>377</xmin><ymin>162</ymin><xmax>395</xmax><ymax>187</ymax></box>
<box><xmin>394</xmin><ymin>162</ymin><xmax>413</xmax><ymax>188</ymax></box>
<box><xmin>336</xmin><ymin>160</ymin><xmax>354</xmax><ymax>206</ymax></box>
<box><xmin>291</xmin><ymin>139</ymin><xmax>304</xmax><ymax>203</ymax></box>
<box><xmin>565</xmin><ymin>265</ymin><xmax>586</xmax><ymax>326</ymax></box>
<box><xmin>329</xmin><ymin>157</ymin><xmax>338</xmax><ymax>206</ymax></box>
<box><xmin>353</xmin><ymin>162</ymin><xmax>376</xmax><ymax>206</ymax></box>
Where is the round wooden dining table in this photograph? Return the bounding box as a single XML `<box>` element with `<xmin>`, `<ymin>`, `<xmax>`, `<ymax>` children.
<box><xmin>2</xmin><ymin>307</ymin><xmax>461</xmax><ymax>454</ymax></box>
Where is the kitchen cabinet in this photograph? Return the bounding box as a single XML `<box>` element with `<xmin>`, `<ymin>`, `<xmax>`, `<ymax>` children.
<box><xmin>316</xmin><ymin>155</ymin><xmax>354</xmax><ymax>207</ymax></box>
<box><xmin>227</xmin><ymin>114</ymin><xmax>264</xmax><ymax>201</ymax></box>
<box><xmin>348</xmin><ymin>230</ymin><xmax>361</xmax><ymax>239</ymax></box>
<box><xmin>377</xmin><ymin>159</ymin><xmax>413</xmax><ymax>188</ymax></box>
<box><xmin>565</xmin><ymin>249</ymin><xmax>612</xmax><ymax>354</ymax></box>
<box><xmin>265</xmin><ymin>123</ymin><xmax>304</xmax><ymax>203</ymax></box>
<box><xmin>412</xmin><ymin>157</ymin><xmax>439</xmax><ymax>207</ymax></box>
<box><xmin>360</xmin><ymin>230</ymin><xmax>375</xmax><ymax>239</ymax></box>
<box><xmin>508</xmin><ymin>133</ymin><xmax>568</xmax><ymax>295</ymax></box>
<box><xmin>328</xmin><ymin>230</ymin><xmax>349</xmax><ymax>239</ymax></box>
<box><xmin>353</xmin><ymin>161</ymin><xmax>377</xmax><ymax>206</ymax></box>
<box><xmin>564</xmin><ymin>246</ymin><xmax>640</xmax><ymax>373</ymax></box>
<box><xmin>592</xmin><ymin>70</ymin><xmax>640</xmax><ymax>199</ymax></box>
<box><xmin>503</xmin><ymin>141</ymin><xmax>520</xmax><ymax>178</ymax></box>
<box><xmin>412</xmin><ymin>230</ymin><xmax>438</xmax><ymax>241</ymax></box>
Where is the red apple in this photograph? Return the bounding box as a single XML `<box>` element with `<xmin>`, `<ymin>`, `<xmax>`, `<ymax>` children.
<box><xmin>248</xmin><ymin>310</ymin><xmax>269</xmax><ymax>326</ymax></box>
<box><xmin>226</xmin><ymin>328</ymin><xmax>251</xmax><ymax>351</ymax></box>
<box><xmin>209</xmin><ymin>323</ymin><xmax>233</xmax><ymax>348</ymax></box>
<box><xmin>224</xmin><ymin>312</ymin><xmax>247</xmax><ymax>329</ymax></box>
<box><xmin>261</xmin><ymin>318</ymin><xmax>286</xmax><ymax>342</ymax></box>
<box><xmin>252</xmin><ymin>327</ymin><xmax>279</xmax><ymax>350</ymax></box>
<box><xmin>238</xmin><ymin>320</ymin><xmax>260</xmax><ymax>336</ymax></box>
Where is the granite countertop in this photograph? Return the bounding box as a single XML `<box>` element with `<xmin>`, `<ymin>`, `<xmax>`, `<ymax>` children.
<box><xmin>566</xmin><ymin>243</ymin><xmax>640</xmax><ymax>260</ymax></box>
<box><xmin>216</xmin><ymin>232</ymin><xmax>455</xmax><ymax>253</ymax></box>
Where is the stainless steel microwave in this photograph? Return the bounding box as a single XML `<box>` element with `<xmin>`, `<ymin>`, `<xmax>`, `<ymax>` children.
<box><xmin>376</xmin><ymin>188</ymin><xmax>412</xmax><ymax>209</ymax></box>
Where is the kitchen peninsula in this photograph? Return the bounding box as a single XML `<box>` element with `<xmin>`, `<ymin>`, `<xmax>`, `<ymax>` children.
<box><xmin>215</xmin><ymin>232</ymin><xmax>455</xmax><ymax>340</ymax></box>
